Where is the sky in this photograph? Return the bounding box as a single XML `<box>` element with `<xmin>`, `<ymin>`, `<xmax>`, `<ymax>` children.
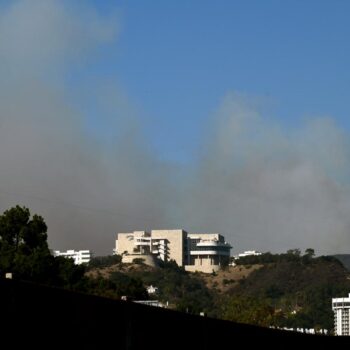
<box><xmin>1</xmin><ymin>0</ymin><xmax>350</xmax><ymax>255</ymax></box>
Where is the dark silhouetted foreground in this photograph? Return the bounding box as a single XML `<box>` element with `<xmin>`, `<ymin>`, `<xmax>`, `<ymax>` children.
<box><xmin>0</xmin><ymin>278</ymin><xmax>332</xmax><ymax>348</ymax></box>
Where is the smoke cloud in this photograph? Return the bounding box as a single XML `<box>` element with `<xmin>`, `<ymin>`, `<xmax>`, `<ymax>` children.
<box><xmin>0</xmin><ymin>1</ymin><xmax>349</xmax><ymax>255</ymax></box>
<box><xmin>180</xmin><ymin>93</ymin><xmax>350</xmax><ymax>255</ymax></box>
<box><xmin>0</xmin><ymin>0</ymin><xmax>172</xmax><ymax>254</ymax></box>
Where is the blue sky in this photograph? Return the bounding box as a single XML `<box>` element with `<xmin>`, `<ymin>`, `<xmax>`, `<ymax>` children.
<box><xmin>82</xmin><ymin>0</ymin><xmax>350</xmax><ymax>163</ymax></box>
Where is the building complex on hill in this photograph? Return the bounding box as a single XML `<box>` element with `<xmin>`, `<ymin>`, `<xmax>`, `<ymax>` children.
<box><xmin>115</xmin><ymin>229</ymin><xmax>232</xmax><ymax>273</ymax></box>
<box><xmin>53</xmin><ymin>250</ymin><xmax>91</xmax><ymax>265</ymax></box>
<box><xmin>332</xmin><ymin>293</ymin><xmax>350</xmax><ymax>336</ymax></box>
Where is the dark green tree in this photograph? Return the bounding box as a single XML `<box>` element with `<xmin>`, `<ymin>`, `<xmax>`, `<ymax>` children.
<box><xmin>286</xmin><ymin>249</ymin><xmax>301</xmax><ymax>257</ymax></box>
<box><xmin>304</xmin><ymin>248</ymin><xmax>315</xmax><ymax>258</ymax></box>
<box><xmin>0</xmin><ymin>205</ymin><xmax>86</xmax><ymax>288</ymax></box>
<box><xmin>221</xmin><ymin>295</ymin><xmax>276</xmax><ymax>327</ymax></box>
<box><xmin>0</xmin><ymin>205</ymin><xmax>50</xmax><ymax>279</ymax></box>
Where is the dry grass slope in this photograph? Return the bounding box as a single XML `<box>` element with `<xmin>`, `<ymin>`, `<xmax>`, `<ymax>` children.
<box><xmin>85</xmin><ymin>263</ymin><xmax>156</xmax><ymax>280</ymax></box>
<box><xmin>192</xmin><ymin>265</ymin><xmax>263</xmax><ymax>293</ymax></box>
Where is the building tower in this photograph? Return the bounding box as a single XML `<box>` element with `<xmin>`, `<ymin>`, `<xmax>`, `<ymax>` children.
<box><xmin>332</xmin><ymin>293</ymin><xmax>350</xmax><ymax>335</ymax></box>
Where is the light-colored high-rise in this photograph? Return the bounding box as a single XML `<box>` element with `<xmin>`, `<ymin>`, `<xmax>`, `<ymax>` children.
<box><xmin>332</xmin><ymin>293</ymin><xmax>350</xmax><ymax>335</ymax></box>
<box><xmin>115</xmin><ymin>229</ymin><xmax>232</xmax><ymax>273</ymax></box>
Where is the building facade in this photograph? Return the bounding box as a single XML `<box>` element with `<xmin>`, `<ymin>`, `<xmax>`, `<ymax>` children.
<box><xmin>53</xmin><ymin>250</ymin><xmax>91</xmax><ymax>265</ymax></box>
<box><xmin>115</xmin><ymin>229</ymin><xmax>232</xmax><ymax>273</ymax></box>
<box><xmin>332</xmin><ymin>293</ymin><xmax>350</xmax><ymax>335</ymax></box>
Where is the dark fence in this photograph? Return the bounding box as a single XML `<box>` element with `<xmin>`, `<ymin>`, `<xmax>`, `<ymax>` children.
<box><xmin>0</xmin><ymin>278</ymin><xmax>328</xmax><ymax>348</ymax></box>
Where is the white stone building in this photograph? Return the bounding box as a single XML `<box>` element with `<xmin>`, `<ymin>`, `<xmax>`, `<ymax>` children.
<box><xmin>332</xmin><ymin>293</ymin><xmax>350</xmax><ymax>335</ymax></box>
<box><xmin>115</xmin><ymin>229</ymin><xmax>232</xmax><ymax>273</ymax></box>
<box><xmin>53</xmin><ymin>250</ymin><xmax>92</xmax><ymax>265</ymax></box>
<box><xmin>237</xmin><ymin>250</ymin><xmax>262</xmax><ymax>258</ymax></box>
<box><xmin>146</xmin><ymin>285</ymin><xmax>159</xmax><ymax>295</ymax></box>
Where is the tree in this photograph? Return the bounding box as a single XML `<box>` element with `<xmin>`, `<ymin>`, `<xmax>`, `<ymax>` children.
<box><xmin>304</xmin><ymin>248</ymin><xmax>315</xmax><ymax>258</ymax></box>
<box><xmin>286</xmin><ymin>249</ymin><xmax>301</xmax><ymax>257</ymax></box>
<box><xmin>0</xmin><ymin>205</ymin><xmax>86</xmax><ymax>288</ymax></box>
<box><xmin>221</xmin><ymin>295</ymin><xmax>276</xmax><ymax>327</ymax></box>
<box><xmin>0</xmin><ymin>205</ymin><xmax>50</xmax><ymax>279</ymax></box>
<box><xmin>301</xmin><ymin>248</ymin><xmax>315</xmax><ymax>265</ymax></box>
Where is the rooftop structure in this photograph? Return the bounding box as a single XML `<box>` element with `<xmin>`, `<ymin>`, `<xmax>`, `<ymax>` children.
<box><xmin>115</xmin><ymin>229</ymin><xmax>232</xmax><ymax>273</ymax></box>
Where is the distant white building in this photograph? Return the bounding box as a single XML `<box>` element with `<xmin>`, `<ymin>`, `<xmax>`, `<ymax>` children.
<box><xmin>133</xmin><ymin>300</ymin><xmax>166</xmax><ymax>308</ymax></box>
<box><xmin>272</xmin><ymin>327</ymin><xmax>328</xmax><ymax>335</ymax></box>
<box><xmin>332</xmin><ymin>293</ymin><xmax>350</xmax><ymax>335</ymax></box>
<box><xmin>236</xmin><ymin>250</ymin><xmax>262</xmax><ymax>258</ymax></box>
<box><xmin>230</xmin><ymin>250</ymin><xmax>262</xmax><ymax>265</ymax></box>
<box><xmin>147</xmin><ymin>285</ymin><xmax>158</xmax><ymax>295</ymax></box>
<box><xmin>238</xmin><ymin>250</ymin><xmax>262</xmax><ymax>257</ymax></box>
<box><xmin>53</xmin><ymin>250</ymin><xmax>91</xmax><ymax>265</ymax></box>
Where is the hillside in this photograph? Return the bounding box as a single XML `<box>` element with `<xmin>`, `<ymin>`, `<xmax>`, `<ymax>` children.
<box><xmin>86</xmin><ymin>253</ymin><xmax>350</xmax><ymax>331</ymax></box>
<box><xmin>233</xmin><ymin>258</ymin><xmax>348</xmax><ymax>297</ymax></box>
<box><xmin>86</xmin><ymin>261</ymin><xmax>156</xmax><ymax>280</ymax></box>
<box><xmin>86</xmin><ymin>260</ymin><xmax>218</xmax><ymax>316</ymax></box>
<box><xmin>221</xmin><ymin>254</ymin><xmax>350</xmax><ymax>330</ymax></box>
<box><xmin>199</xmin><ymin>264</ymin><xmax>263</xmax><ymax>293</ymax></box>
<box><xmin>332</xmin><ymin>254</ymin><xmax>350</xmax><ymax>271</ymax></box>
<box><xmin>88</xmin><ymin>263</ymin><xmax>261</xmax><ymax>293</ymax></box>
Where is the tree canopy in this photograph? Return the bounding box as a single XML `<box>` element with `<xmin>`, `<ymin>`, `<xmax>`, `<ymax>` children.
<box><xmin>0</xmin><ymin>206</ymin><xmax>49</xmax><ymax>279</ymax></box>
<box><xmin>0</xmin><ymin>205</ymin><xmax>85</xmax><ymax>287</ymax></box>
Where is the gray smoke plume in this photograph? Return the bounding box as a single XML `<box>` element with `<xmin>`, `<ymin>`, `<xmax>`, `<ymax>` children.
<box><xmin>179</xmin><ymin>93</ymin><xmax>350</xmax><ymax>255</ymax></box>
<box><xmin>0</xmin><ymin>0</ymin><xmax>172</xmax><ymax>254</ymax></box>
<box><xmin>0</xmin><ymin>1</ymin><xmax>349</xmax><ymax>255</ymax></box>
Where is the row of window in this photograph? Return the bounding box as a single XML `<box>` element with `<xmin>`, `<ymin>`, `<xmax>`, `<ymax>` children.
<box><xmin>333</xmin><ymin>302</ymin><xmax>350</xmax><ymax>307</ymax></box>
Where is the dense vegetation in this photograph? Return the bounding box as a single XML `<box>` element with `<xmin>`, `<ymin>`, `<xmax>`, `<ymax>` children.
<box><xmin>0</xmin><ymin>206</ymin><xmax>147</xmax><ymax>299</ymax></box>
<box><xmin>1</xmin><ymin>205</ymin><xmax>348</xmax><ymax>333</ymax></box>
<box><xmin>125</xmin><ymin>260</ymin><xmax>215</xmax><ymax>315</ymax></box>
<box><xmin>0</xmin><ymin>205</ymin><xmax>86</xmax><ymax>289</ymax></box>
<box><xmin>85</xmin><ymin>250</ymin><xmax>350</xmax><ymax>331</ymax></box>
<box><xmin>224</xmin><ymin>250</ymin><xmax>350</xmax><ymax>331</ymax></box>
<box><xmin>234</xmin><ymin>248</ymin><xmax>316</xmax><ymax>265</ymax></box>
